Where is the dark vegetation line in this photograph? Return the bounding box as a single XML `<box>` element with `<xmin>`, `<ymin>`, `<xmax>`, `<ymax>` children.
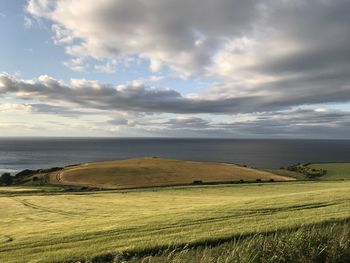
<box><xmin>9</xmin><ymin>197</ymin><xmax>80</xmax><ymax>216</ymax></box>
<box><xmin>0</xmin><ymin>180</ymin><xmax>301</xmax><ymax>198</ymax></box>
<box><xmin>285</xmin><ymin>163</ymin><xmax>327</xmax><ymax>178</ymax></box>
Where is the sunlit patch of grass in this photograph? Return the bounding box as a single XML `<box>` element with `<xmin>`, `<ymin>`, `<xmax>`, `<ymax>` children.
<box><xmin>48</xmin><ymin>157</ymin><xmax>294</xmax><ymax>189</ymax></box>
<box><xmin>0</xmin><ymin>181</ymin><xmax>349</xmax><ymax>262</ymax></box>
<box><xmin>263</xmin><ymin>169</ymin><xmax>306</xmax><ymax>180</ymax></box>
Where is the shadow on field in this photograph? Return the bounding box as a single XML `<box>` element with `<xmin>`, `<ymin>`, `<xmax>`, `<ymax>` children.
<box><xmin>77</xmin><ymin>219</ymin><xmax>350</xmax><ymax>263</ymax></box>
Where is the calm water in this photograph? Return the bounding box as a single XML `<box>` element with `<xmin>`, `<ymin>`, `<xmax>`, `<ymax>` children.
<box><xmin>1</xmin><ymin>138</ymin><xmax>350</xmax><ymax>174</ymax></box>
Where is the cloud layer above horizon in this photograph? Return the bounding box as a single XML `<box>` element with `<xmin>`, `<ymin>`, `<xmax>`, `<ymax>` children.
<box><xmin>1</xmin><ymin>0</ymin><xmax>350</xmax><ymax>137</ymax></box>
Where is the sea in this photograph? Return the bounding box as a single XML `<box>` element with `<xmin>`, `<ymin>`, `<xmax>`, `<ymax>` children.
<box><xmin>1</xmin><ymin>138</ymin><xmax>350</xmax><ymax>175</ymax></box>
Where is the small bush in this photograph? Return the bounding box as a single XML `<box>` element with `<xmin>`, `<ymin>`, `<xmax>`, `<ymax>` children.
<box><xmin>193</xmin><ymin>180</ymin><xmax>203</xmax><ymax>184</ymax></box>
<box><xmin>0</xmin><ymin>173</ymin><xmax>13</xmax><ymax>186</ymax></box>
<box><xmin>15</xmin><ymin>169</ymin><xmax>35</xmax><ymax>178</ymax></box>
<box><xmin>91</xmin><ymin>253</ymin><xmax>115</xmax><ymax>263</ymax></box>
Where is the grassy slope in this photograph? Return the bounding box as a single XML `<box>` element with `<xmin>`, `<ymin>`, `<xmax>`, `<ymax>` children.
<box><xmin>0</xmin><ymin>181</ymin><xmax>349</xmax><ymax>263</ymax></box>
<box><xmin>262</xmin><ymin>169</ymin><xmax>306</xmax><ymax>180</ymax></box>
<box><xmin>47</xmin><ymin>157</ymin><xmax>294</xmax><ymax>189</ymax></box>
<box><xmin>308</xmin><ymin>163</ymin><xmax>350</xmax><ymax>180</ymax></box>
<box><xmin>131</xmin><ymin>221</ymin><xmax>350</xmax><ymax>263</ymax></box>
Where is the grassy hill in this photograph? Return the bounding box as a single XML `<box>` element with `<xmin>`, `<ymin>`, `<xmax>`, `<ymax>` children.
<box><xmin>0</xmin><ymin>181</ymin><xmax>349</xmax><ymax>262</ymax></box>
<box><xmin>308</xmin><ymin>163</ymin><xmax>350</xmax><ymax>180</ymax></box>
<box><xmin>46</xmin><ymin>157</ymin><xmax>294</xmax><ymax>189</ymax></box>
<box><xmin>262</xmin><ymin>168</ymin><xmax>307</xmax><ymax>180</ymax></box>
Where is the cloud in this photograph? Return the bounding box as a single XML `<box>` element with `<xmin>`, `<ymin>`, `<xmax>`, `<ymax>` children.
<box><xmin>26</xmin><ymin>0</ymin><xmax>350</xmax><ymax>77</ymax></box>
<box><xmin>0</xmin><ymin>103</ymin><xmax>32</xmax><ymax>113</ymax></box>
<box><xmin>29</xmin><ymin>103</ymin><xmax>103</xmax><ymax>116</ymax></box>
<box><xmin>215</xmin><ymin>108</ymin><xmax>350</xmax><ymax>139</ymax></box>
<box><xmin>107</xmin><ymin>118</ymin><xmax>129</xmax><ymax>126</ymax></box>
<box><xmin>25</xmin><ymin>1</ymin><xmax>350</xmax><ymax>107</ymax></box>
<box><xmin>26</xmin><ymin>0</ymin><xmax>262</xmax><ymax>75</ymax></box>
<box><xmin>153</xmin><ymin>108</ymin><xmax>350</xmax><ymax>138</ymax></box>
<box><xmin>2</xmin><ymin>72</ymin><xmax>350</xmax><ymax>115</ymax></box>
<box><xmin>105</xmin><ymin>108</ymin><xmax>350</xmax><ymax>139</ymax></box>
<box><xmin>149</xmin><ymin>76</ymin><xmax>164</xmax><ymax>83</ymax></box>
<box><xmin>3</xmin><ymin>0</ymin><xmax>349</xmax><ymax>137</ymax></box>
<box><xmin>164</xmin><ymin>117</ymin><xmax>210</xmax><ymax>129</ymax></box>
<box><xmin>63</xmin><ymin>57</ymin><xmax>86</xmax><ymax>72</ymax></box>
<box><xmin>94</xmin><ymin>60</ymin><xmax>117</xmax><ymax>73</ymax></box>
<box><xmin>24</xmin><ymin>16</ymin><xmax>34</xmax><ymax>28</ymax></box>
<box><xmin>0</xmin><ymin>73</ymin><xmax>258</xmax><ymax>114</ymax></box>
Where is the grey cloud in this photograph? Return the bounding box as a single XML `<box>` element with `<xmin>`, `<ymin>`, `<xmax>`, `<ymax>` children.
<box><xmin>30</xmin><ymin>103</ymin><xmax>101</xmax><ymax>116</ymax></box>
<box><xmin>163</xmin><ymin>117</ymin><xmax>210</xmax><ymax>129</ymax></box>
<box><xmin>215</xmin><ymin>109</ymin><xmax>350</xmax><ymax>139</ymax></box>
<box><xmin>265</xmin><ymin>0</ymin><xmax>350</xmax><ymax>47</ymax></box>
<box><xmin>107</xmin><ymin>108</ymin><xmax>350</xmax><ymax>138</ymax></box>
<box><xmin>2</xmin><ymin>73</ymin><xmax>350</xmax><ymax>115</ymax></box>
<box><xmin>250</xmin><ymin>0</ymin><xmax>350</xmax><ymax>80</ymax></box>
<box><xmin>153</xmin><ymin>109</ymin><xmax>350</xmax><ymax>139</ymax></box>
<box><xmin>107</xmin><ymin>118</ymin><xmax>129</xmax><ymax>126</ymax></box>
<box><xmin>115</xmin><ymin>108</ymin><xmax>350</xmax><ymax>139</ymax></box>
<box><xmin>0</xmin><ymin>73</ymin><xmax>268</xmax><ymax>114</ymax></box>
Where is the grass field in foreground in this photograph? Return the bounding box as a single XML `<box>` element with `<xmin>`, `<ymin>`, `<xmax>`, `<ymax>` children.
<box><xmin>47</xmin><ymin>157</ymin><xmax>293</xmax><ymax>189</ymax></box>
<box><xmin>130</xmin><ymin>221</ymin><xmax>350</xmax><ymax>263</ymax></box>
<box><xmin>308</xmin><ymin>163</ymin><xmax>350</xmax><ymax>180</ymax></box>
<box><xmin>0</xmin><ymin>181</ymin><xmax>349</xmax><ymax>263</ymax></box>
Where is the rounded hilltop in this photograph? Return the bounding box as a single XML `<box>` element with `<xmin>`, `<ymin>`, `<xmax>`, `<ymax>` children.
<box><xmin>46</xmin><ymin>157</ymin><xmax>294</xmax><ymax>189</ymax></box>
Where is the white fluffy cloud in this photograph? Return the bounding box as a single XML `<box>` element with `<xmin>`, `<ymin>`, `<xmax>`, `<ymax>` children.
<box><xmin>26</xmin><ymin>0</ymin><xmax>264</xmax><ymax>75</ymax></box>
<box><xmin>25</xmin><ymin>0</ymin><xmax>350</xmax><ymax>98</ymax></box>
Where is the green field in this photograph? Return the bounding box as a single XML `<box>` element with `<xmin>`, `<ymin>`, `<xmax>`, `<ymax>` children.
<box><xmin>0</xmin><ymin>181</ymin><xmax>349</xmax><ymax>263</ymax></box>
<box><xmin>308</xmin><ymin>163</ymin><xmax>350</xmax><ymax>180</ymax></box>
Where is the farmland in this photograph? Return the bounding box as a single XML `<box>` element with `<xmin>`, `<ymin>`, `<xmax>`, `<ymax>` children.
<box><xmin>45</xmin><ymin>157</ymin><xmax>293</xmax><ymax>189</ymax></box>
<box><xmin>0</xmin><ymin>180</ymin><xmax>349</xmax><ymax>263</ymax></box>
<box><xmin>308</xmin><ymin>163</ymin><xmax>350</xmax><ymax>180</ymax></box>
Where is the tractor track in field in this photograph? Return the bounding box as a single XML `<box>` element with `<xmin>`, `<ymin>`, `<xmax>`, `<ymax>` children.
<box><xmin>8</xmin><ymin>197</ymin><xmax>80</xmax><ymax>216</ymax></box>
<box><xmin>56</xmin><ymin>171</ymin><xmax>63</xmax><ymax>183</ymax></box>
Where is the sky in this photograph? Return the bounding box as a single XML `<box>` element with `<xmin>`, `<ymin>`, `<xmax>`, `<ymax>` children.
<box><xmin>0</xmin><ymin>0</ymin><xmax>350</xmax><ymax>138</ymax></box>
